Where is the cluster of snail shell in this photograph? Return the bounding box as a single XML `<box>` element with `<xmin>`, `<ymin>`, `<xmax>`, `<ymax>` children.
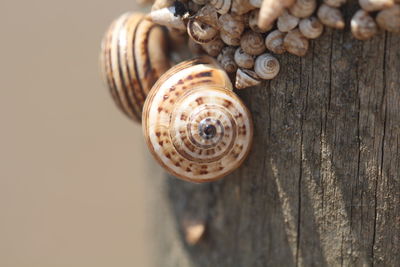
<box><xmin>146</xmin><ymin>0</ymin><xmax>399</xmax><ymax>90</ymax></box>
<box><xmin>100</xmin><ymin>0</ymin><xmax>399</xmax><ymax>182</ymax></box>
<box><xmin>100</xmin><ymin>14</ymin><xmax>253</xmax><ymax>182</ymax></box>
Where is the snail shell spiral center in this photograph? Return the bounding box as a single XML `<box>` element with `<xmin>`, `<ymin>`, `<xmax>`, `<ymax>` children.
<box><xmin>199</xmin><ymin>119</ymin><xmax>219</xmax><ymax>140</ymax></box>
<box><xmin>143</xmin><ymin>57</ymin><xmax>253</xmax><ymax>182</ymax></box>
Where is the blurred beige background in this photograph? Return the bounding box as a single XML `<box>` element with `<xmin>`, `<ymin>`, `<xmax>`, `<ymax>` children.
<box><xmin>0</xmin><ymin>1</ymin><xmax>161</xmax><ymax>266</ymax></box>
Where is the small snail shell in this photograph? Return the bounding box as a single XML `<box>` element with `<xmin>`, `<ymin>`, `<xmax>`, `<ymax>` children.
<box><xmin>277</xmin><ymin>10</ymin><xmax>300</xmax><ymax>32</ymax></box>
<box><xmin>235</xmin><ymin>68</ymin><xmax>261</xmax><ymax>89</ymax></box>
<box><xmin>324</xmin><ymin>0</ymin><xmax>347</xmax><ymax>7</ymax></box>
<box><xmin>100</xmin><ymin>12</ymin><xmax>170</xmax><ymax>122</ymax></box>
<box><xmin>149</xmin><ymin>5</ymin><xmax>187</xmax><ymax>31</ymax></box>
<box><xmin>289</xmin><ymin>0</ymin><xmax>317</xmax><ymax>18</ymax></box>
<box><xmin>231</xmin><ymin>0</ymin><xmax>257</xmax><ymax>15</ymax></box>
<box><xmin>283</xmin><ymin>29</ymin><xmax>309</xmax><ymax>57</ymax></box>
<box><xmin>359</xmin><ymin>0</ymin><xmax>394</xmax><ymax>12</ymax></box>
<box><xmin>220</xmin><ymin>30</ymin><xmax>241</xmax><ymax>46</ymax></box>
<box><xmin>187</xmin><ymin>19</ymin><xmax>219</xmax><ymax>44</ymax></box>
<box><xmin>254</xmin><ymin>53</ymin><xmax>280</xmax><ymax>80</ymax></box>
<box><xmin>258</xmin><ymin>0</ymin><xmax>295</xmax><ymax>31</ymax></box>
<box><xmin>201</xmin><ymin>37</ymin><xmax>225</xmax><ymax>56</ymax></box>
<box><xmin>351</xmin><ymin>10</ymin><xmax>378</xmax><ymax>40</ymax></box>
<box><xmin>240</xmin><ymin>30</ymin><xmax>267</xmax><ymax>56</ymax></box>
<box><xmin>209</xmin><ymin>0</ymin><xmax>232</xmax><ymax>14</ymax></box>
<box><xmin>376</xmin><ymin>4</ymin><xmax>400</xmax><ymax>32</ymax></box>
<box><xmin>219</xmin><ymin>13</ymin><xmax>245</xmax><ymax>38</ymax></box>
<box><xmin>265</xmin><ymin>30</ymin><xmax>286</xmax><ymax>54</ymax></box>
<box><xmin>195</xmin><ymin>5</ymin><xmax>220</xmax><ymax>29</ymax></box>
<box><xmin>299</xmin><ymin>17</ymin><xmax>324</xmax><ymax>39</ymax></box>
<box><xmin>249</xmin><ymin>9</ymin><xmax>273</xmax><ymax>33</ymax></box>
<box><xmin>317</xmin><ymin>4</ymin><xmax>345</xmax><ymax>29</ymax></box>
<box><xmin>142</xmin><ymin>56</ymin><xmax>253</xmax><ymax>182</ymax></box>
<box><xmin>217</xmin><ymin>47</ymin><xmax>238</xmax><ymax>73</ymax></box>
<box><xmin>234</xmin><ymin>48</ymin><xmax>255</xmax><ymax>69</ymax></box>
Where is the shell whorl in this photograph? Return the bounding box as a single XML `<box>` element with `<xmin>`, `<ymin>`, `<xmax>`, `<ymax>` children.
<box><xmin>142</xmin><ymin>56</ymin><xmax>253</xmax><ymax>182</ymax></box>
<box><xmin>254</xmin><ymin>53</ymin><xmax>280</xmax><ymax>80</ymax></box>
<box><xmin>100</xmin><ymin>12</ymin><xmax>170</xmax><ymax>122</ymax></box>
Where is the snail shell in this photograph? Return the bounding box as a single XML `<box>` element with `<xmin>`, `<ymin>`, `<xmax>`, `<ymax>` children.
<box><xmin>324</xmin><ymin>0</ymin><xmax>347</xmax><ymax>7</ymax></box>
<box><xmin>195</xmin><ymin>5</ymin><xmax>220</xmax><ymax>29</ymax></box>
<box><xmin>265</xmin><ymin>30</ymin><xmax>286</xmax><ymax>54</ymax></box>
<box><xmin>217</xmin><ymin>47</ymin><xmax>238</xmax><ymax>73</ymax></box>
<box><xmin>283</xmin><ymin>29</ymin><xmax>309</xmax><ymax>57</ymax></box>
<box><xmin>317</xmin><ymin>4</ymin><xmax>345</xmax><ymax>29</ymax></box>
<box><xmin>219</xmin><ymin>13</ymin><xmax>245</xmax><ymax>38</ymax></box>
<box><xmin>277</xmin><ymin>10</ymin><xmax>300</xmax><ymax>32</ymax></box>
<box><xmin>299</xmin><ymin>16</ymin><xmax>324</xmax><ymax>39</ymax></box>
<box><xmin>240</xmin><ymin>30</ymin><xmax>267</xmax><ymax>56</ymax></box>
<box><xmin>351</xmin><ymin>10</ymin><xmax>378</xmax><ymax>40</ymax></box>
<box><xmin>254</xmin><ymin>53</ymin><xmax>280</xmax><ymax>80</ymax></box>
<box><xmin>201</xmin><ymin>37</ymin><xmax>225</xmax><ymax>57</ymax></box>
<box><xmin>220</xmin><ymin>30</ymin><xmax>241</xmax><ymax>46</ymax></box>
<box><xmin>187</xmin><ymin>19</ymin><xmax>219</xmax><ymax>44</ymax></box>
<box><xmin>209</xmin><ymin>0</ymin><xmax>232</xmax><ymax>14</ymax></box>
<box><xmin>376</xmin><ymin>4</ymin><xmax>400</xmax><ymax>32</ymax></box>
<box><xmin>289</xmin><ymin>0</ymin><xmax>317</xmax><ymax>18</ymax></box>
<box><xmin>100</xmin><ymin>12</ymin><xmax>170</xmax><ymax>122</ymax></box>
<box><xmin>359</xmin><ymin>0</ymin><xmax>394</xmax><ymax>12</ymax></box>
<box><xmin>234</xmin><ymin>47</ymin><xmax>255</xmax><ymax>69</ymax></box>
<box><xmin>235</xmin><ymin>68</ymin><xmax>261</xmax><ymax>89</ymax></box>
<box><xmin>142</xmin><ymin>56</ymin><xmax>253</xmax><ymax>182</ymax></box>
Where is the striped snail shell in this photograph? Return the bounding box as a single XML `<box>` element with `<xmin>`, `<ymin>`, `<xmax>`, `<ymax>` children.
<box><xmin>187</xmin><ymin>19</ymin><xmax>219</xmax><ymax>44</ymax></box>
<box><xmin>235</xmin><ymin>68</ymin><xmax>261</xmax><ymax>89</ymax></box>
<box><xmin>142</xmin><ymin>56</ymin><xmax>253</xmax><ymax>182</ymax></box>
<box><xmin>100</xmin><ymin>12</ymin><xmax>170</xmax><ymax>122</ymax></box>
<box><xmin>289</xmin><ymin>0</ymin><xmax>317</xmax><ymax>18</ymax></box>
<box><xmin>299</xmin><ymin>16</ymin><xmax>324</xmax><ymax>39</ymax></box>
<box><xmin>254</xmin><ymin>53</ymin><xmax>280</xmax><ymax>80</ymax></box>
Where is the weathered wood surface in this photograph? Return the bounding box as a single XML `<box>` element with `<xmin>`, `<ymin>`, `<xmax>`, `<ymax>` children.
<box><xmin>149</xmin><ymin>2</ymin><xmax>400</xmax><ymax>266</ymax></box>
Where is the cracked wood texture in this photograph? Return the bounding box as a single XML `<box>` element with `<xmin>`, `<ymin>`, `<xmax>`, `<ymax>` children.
<box><xmin>148</xmin><ymin>3</ymin><xmax>399</xmax><ymax>267</ymax></box>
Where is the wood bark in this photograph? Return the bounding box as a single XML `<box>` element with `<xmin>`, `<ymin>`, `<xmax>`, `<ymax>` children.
<box><xmin>148</xmin><ymin>2</ymin><xmax>400</xmax><ymax>266</ymax></box>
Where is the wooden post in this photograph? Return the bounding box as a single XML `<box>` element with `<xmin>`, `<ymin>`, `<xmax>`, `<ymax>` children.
<box><xmin>148</xmin><ymin>2</ymin><xmax>400</xmax><ymax>266</ymax></box>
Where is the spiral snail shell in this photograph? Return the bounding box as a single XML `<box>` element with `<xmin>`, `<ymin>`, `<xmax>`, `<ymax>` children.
<box><xmin>187</xmin><ymin>19</ymin><xmax>219</xmax><ymax>44</ymax></box>
<box><xmin>254</xmin><ymin>53</ymin><xmax>280</xmax><ymax>80</ymax></box>
<box><xmin>299</xmin><ymin>17</ymin><xmax>324</xmax><ymax>39</ymax></box>
<box><xmin>142</xmin><ymin>56</ymin><xmax>253</xmax><ymax>182</ymax></box>
<box><xmin>100</xmin><ymin>12</ymin><xmax>171</xmax><ymax>122</ymax></box>
<box><xmin>289</xmin><ymin>0</ymin><xmax>317</xmax><ymax>18</ymax></box>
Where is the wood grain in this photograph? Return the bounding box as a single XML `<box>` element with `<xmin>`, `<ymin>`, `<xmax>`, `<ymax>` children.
<box><xmin>148</xmin><ymin>1</ymin><xmax>400</xmax><ymax>266</ymax></box>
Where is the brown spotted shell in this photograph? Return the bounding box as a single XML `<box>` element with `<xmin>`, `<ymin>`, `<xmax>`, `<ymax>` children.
<box><xmin>142</xmin><ymin>56</ymin><xmax>253</xmax><ymax>182</ymax></box>
<box><xmin>100</xmin><ymin>12</ymin><xmax>170</xmax><ymax>122</ymax></box>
